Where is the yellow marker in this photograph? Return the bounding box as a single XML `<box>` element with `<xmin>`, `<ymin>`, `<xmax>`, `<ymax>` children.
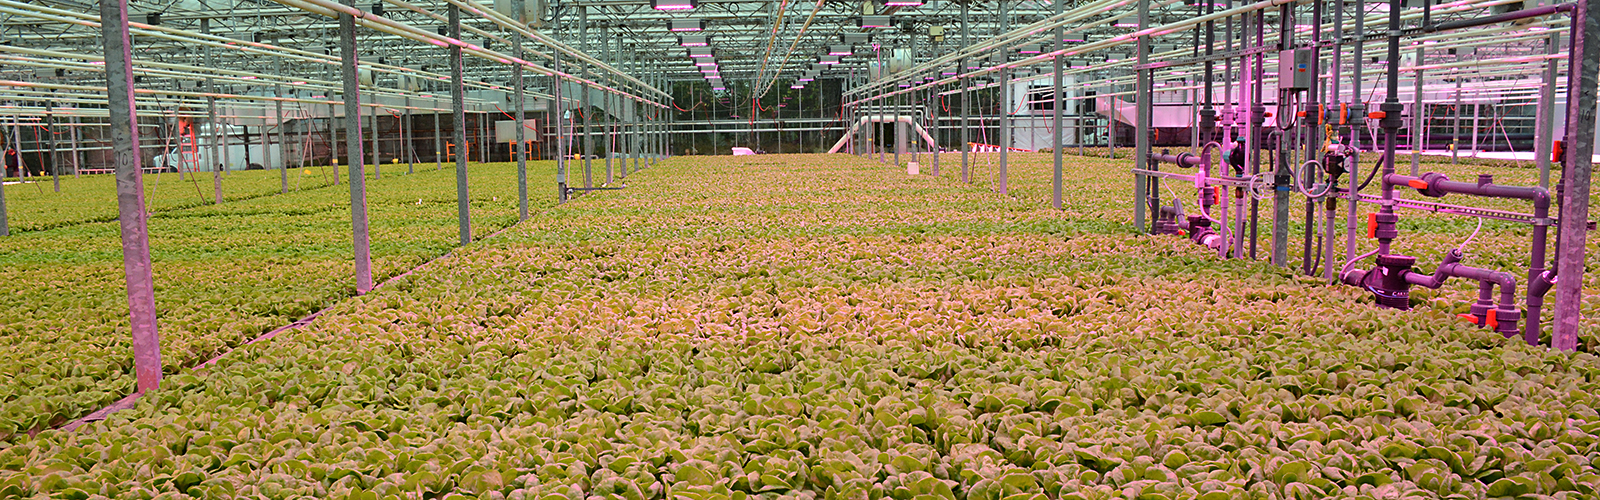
<box><xmin>331</xmin><ymin>158</ymin><xmax>339</xmax><ymax>165</ymax></box>
<box><xmin>303</xmin><ymin>169</ymin><xmax>312</xmax><ymax>175</ymax></box>
<box><xmin>392</xmin><ymin>158</ymin><xmax>399</xmax><ymax>163</ymax></box>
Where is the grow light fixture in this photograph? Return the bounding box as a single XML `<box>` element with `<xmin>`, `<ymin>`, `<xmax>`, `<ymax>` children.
<box><xmin>828</xmin><ymin>45</ymin><xmax>854</xmax><ymax>56</ymax></box>
<box><xmin>858</xmin><ymin>15</ymin><xmax>892</xmax><ymax>28</ymax></box>
<box><xmin>882</xmin><ymin>0</ymin><xmax>923</xmax><ymax>7</ymax></box>
<box><xmin>687</xmin><ymin>46</ymin><xmax>714</xmax><ymax>58</ymax></box>
<box><xmin>1018</xmin><ymin>44</ymin><xmax>1041</xmax><ymax>54</ymax></box>
<box><xmin>651</xmin><ymin>0</ymin><xmax>696</xmax><ymax>10</ymax></box>
<box><xmin>941</xmin><ymin>65</ymin><xmax>958</xmax><ymax>76</ymax></box>
<box><xmin>841</xmin><ymin>33</ymin><xmax>870</xmax><ymax>44</ymax></box>
<box><xmin>694</xmin><ymin>57</ymin><xmax>717</xmax><ymax>66</ymax></box>
<box><xmin>798</xmin><ymin>76</ymin><xmax>814</xmax><ymax>82</ymax></box>
<box><xmin>791</xmin><ymin>84</ymin><xmax>805</xmax><ymax>89</ymax></box>
<box><xmin>817</xmin><ymin>56</ymin><xmax>841</xmax><ymax>65</ymax></box>
<box><xmin>679</xmin><ymin>34</ymin><xmax>710</xmax><ymax>46</ymax></box>
<box><xmin>668</xmin><ymin>19</ymin><xmax>707</xmax><ymax>31</ymax></box>
<box><xmin>1114</xmin><ymin>16</ymin><xmax>1137</xmax><ymax>27</ymax></box>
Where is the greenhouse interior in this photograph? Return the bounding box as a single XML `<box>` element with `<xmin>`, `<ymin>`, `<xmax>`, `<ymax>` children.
<box><xmin>2</xmin><ymin>0</ymin><xmax>1600</xmax><ymax>497</ymax></box>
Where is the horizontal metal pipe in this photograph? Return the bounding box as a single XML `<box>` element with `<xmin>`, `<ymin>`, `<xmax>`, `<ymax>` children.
<box><xmin>1430</xmin><ymin>3</ymin><xmax>1574</xmax><ymax>32</ymax></box>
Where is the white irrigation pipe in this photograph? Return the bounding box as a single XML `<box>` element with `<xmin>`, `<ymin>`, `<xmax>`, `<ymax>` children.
<box><xmin>854</xmin><ymin>0</ymin><xmax>1541</xmax><ymax>102</ymax></box>
<box><xmin>0</xmin><ymin>0</ymin><xmax>500</xmax><ymax>96</ymax></box>
<box><xmin>429</xmin><ymin>0</ymin><xmax>669</xmax><ymax>98</ymax></box>
<box><xmin>270</xmin><ymin>0</ymin><xmax>666</xmax><ymax>106</ymax></box>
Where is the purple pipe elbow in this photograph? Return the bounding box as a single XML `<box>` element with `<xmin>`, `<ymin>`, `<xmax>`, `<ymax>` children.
<box><xmin>1530</xmin><ymin>270</ymin><xmax>1556</xmax><ymax>297</ymax></box>
<box><xmin>1403</xmin><ymin>250</ymin><xmax>1464</xmax><ymax>289</ymax></box>
<box><xmin>1438</xmin><ymin>262</ymin><xmax>1522</xmax><ymax>339</ymax></box>
<box><xmin>1341</xmin><ymin>268</ymin><xmax>1367</xmax><ymax>287</ymax></box>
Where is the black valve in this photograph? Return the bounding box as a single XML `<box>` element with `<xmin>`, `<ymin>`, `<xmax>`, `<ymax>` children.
<box><xmin>1226</xmin><ymin>139</ymin><xmax>1246</xmax><ymax>176</ymax></box>
<box><xmin>1371</xmin><ymin>254</ymin><xmax>1416</xmax><ymax>310</ymax></box>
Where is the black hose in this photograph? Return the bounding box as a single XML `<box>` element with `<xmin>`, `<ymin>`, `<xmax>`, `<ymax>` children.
<box><xmin>1356</xmin><ymin>157</ymin><xmax>1382</xmax><ymax>191</ymax></box>
<box><xmin>1310</xmin><ymin>234</ymin><xmax>1323</xmax><ymax>276</ymax></box>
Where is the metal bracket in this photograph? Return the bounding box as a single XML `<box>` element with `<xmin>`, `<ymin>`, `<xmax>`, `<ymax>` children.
<box><xmin>564</xmin><ymin>185</ymin><xmax>626</xmax><ymax>197</ymax></box>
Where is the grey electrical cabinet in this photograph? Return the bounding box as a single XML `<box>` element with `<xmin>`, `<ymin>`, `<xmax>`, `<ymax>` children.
<box><xmin>1278</xmin><ymin>49</ymin><xmax>1314</xmax><ymax>91</ymax></box>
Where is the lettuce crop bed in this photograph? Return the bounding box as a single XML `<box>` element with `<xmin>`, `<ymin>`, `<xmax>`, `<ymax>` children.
<box><xmin>2</xmin><ymin>167</ymin><xmax>341</xmax><ymax>233</ymax></box>
<box><xmin>0</xmin><ymin>162</ymin><xmax>552</xmax><ymax>436</ymax></box>
<box><xmin>3</xmin><ymin>154</ymin><xmax>1599</xmax><ymax>500</ymax></box>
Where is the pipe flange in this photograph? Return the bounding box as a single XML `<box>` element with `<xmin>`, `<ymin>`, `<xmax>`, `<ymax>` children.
<box><xmin>1416</xmin><ymin>172</ymin><xmax>1451</xmax><ymax>198</ymax></box>
<box><xmin>1375</xmin><ymin>254</ymin><xmax>1416</xmax><ymax>268</ymax></box>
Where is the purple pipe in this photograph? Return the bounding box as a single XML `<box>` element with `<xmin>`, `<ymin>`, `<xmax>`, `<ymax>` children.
<box><xmin>1385</xmin><ymin>172</ymin><xmax>1549</xmax><ymax>201</ymax></box>
<box><xmin>1404</xmin><ymin>249</ymin><xmax>1522</xmax><ymax>338</ymax></box>
<box><xmin>1383</xmin><ymin>171</ymin><xmax>1551</xmax><ymax>344</ymax></box>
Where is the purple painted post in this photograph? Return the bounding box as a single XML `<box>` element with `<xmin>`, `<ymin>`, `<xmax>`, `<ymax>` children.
<box><xmin>101</xmin><ymin>0</ymin><xmax>162</xmax><ymax>393</ymax></box>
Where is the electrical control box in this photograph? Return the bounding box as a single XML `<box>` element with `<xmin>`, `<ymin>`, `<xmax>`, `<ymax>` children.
<box><xmin>1278</xmin><ymin>48</ymin><xmax>1313</xmax><ymax>91</ymax></box>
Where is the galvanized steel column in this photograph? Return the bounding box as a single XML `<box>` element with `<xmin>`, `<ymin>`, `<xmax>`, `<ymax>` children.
<box><xmin>1553</xmin><ymin>0</ymin><xmax>1599</xmax><ymax>351</ymax></box>
<box><xmin>998</xmin><ymin>0</ymin><xmax>1010</xmax><ymax>195</ymax></box>
<box><xmin>405</xmin><ymin>97</ymin><xmax>413</xmax><ymax>174</ymax></box>
<box><xmin>371</xmin><ymin>96</ymin><xmax>380</xmax><ymax>177</ymax></box>
<box><xmin>46</xmin><ymin>97</ymin><xmax>58</xmax><ymax>192</ymax></box>
<box><xmin>339</xmin><ymin>5</ymin><xmax>374</xmax><ymax>294</ymax></box>
<box><xmin>1535</xmin><ymin>32</ymin><xmax>1558</xmax><ymax>188</ymax></box>
<box><xmin>514</xmin><ymin>0</ymin><xmax>528</xmax><ymax>220</ymax></box>
<box><xmin>204</xmin><ymin>19</ymin><xmax>222</xmax><ymax>205</ymax></box>
<box><xmin>1132</xmin><ymin>0</ymin><xmax>1151</xmax><ymax>231</ymax></box>
<box><xmin>960</xmin><ymin>0</ymin><xmax>969</xmax><ymax>181</ymax></box>
<box><xmin>555</xmin><ymin>41</ymin><xmax>568</xmax><ymax>203</ymax></box>
<box><xmin>1051</xmin><ymin>0</ymin><xmax>1063</xmax><ymax>210</ymax></box>
<box><xmin>580</xmin><ymin>6</ymin><xmax>593</xmax><ymax>189</ymax></box>
<box><xmin>102</xmin><ymin>0</ymin><xmax>160</xmax><ymax>392</ymax></box>
<box><xmin>450</xmin><ymin>3</ymin><xmax>472</xmax><ymax>244</ymax></box>
<box><xmin>434</xmin><ymin>104</ymin><xmax>442</xmax><ymax>171</ymax></box>
<box><xmin>276</xmin><ymin>60</ymin><xmax>288</xmax><ymax>193</ymax></box>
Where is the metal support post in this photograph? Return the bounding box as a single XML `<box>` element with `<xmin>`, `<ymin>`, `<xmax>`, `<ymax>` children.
<box><xmin>1536</xmin><ymin>32</ymin><xmax>1559</xmax><ymax>188</ymax></box>
<box><xmin>1052</xmin><ymin>0</ymin><xmax>1064</xmax><ymax>210</ymax></box>
<box><xmin>513</xmin><ymin>0</ymin><xmax>527</xmax><ymax>220</ymax></box>
<box><xmin>961</xmin><ymin>0</ymin><xmax>970</xmax><ymax>181</ymax></box>
<box><xmin>371</xmin><ymin>98</ymin><xmax>380</xmax><ymax>177</ymax></box>
<box><xmin>46</xmin><ymin>97</ymin><xmax>58</xmax><ymax>192</ymax></box>
<box><xmin>276</xmin><ymin>60</ymin><xmax>288</xmax><ymax>193</ymax></box>
<box><xmin>405</xmin><ymin>97</ymin><xmax>413</xmax><ymax>174</ymax></box>
<box><xmin>1133</xmin><ymin>0</ymin><xmax>1152</xmax><ymax>231</ymax></box>
<box><xmin>554</xmin><ymin>35</ymin><xmax>568</xmax><ymax>202</ymax></box>
<box><xmin>101</xmin><ymin>0</ymin><xmax>161</xmax><ymax>394</ymax></box>
<box><xmin>339</xmin><ymin>6</ymin><xmax>374</xmax><ymax>294</ymax></box>
<box><xmin>450</xmin><ymin>3</ymin><xmax>472</xmax><ymax>244</ymax></box>
<box><xmin>998</xmin><ymin>0</ymin><xmax>1010</xmax><ymax>194</ymax></box>
<box><xmin>1411</xmin><ymin>46</ymin><xmax>1423</xmax><ymax>176</ymax></box>
<box><xmin>1553</xmin><ymin>0</ymin><xmax>1598</xmax><ymax>351</ymax></box>
<box><xmin>203</xmin><ymin>19</ymin><xmax>222</xmax><ymax>204</ymax></box>
<box><xmin>434</xmin><ymin>104</ymin><xmax>442</xmax><ymax>171</ymax></box>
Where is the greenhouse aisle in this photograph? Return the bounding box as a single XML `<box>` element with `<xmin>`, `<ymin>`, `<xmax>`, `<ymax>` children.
<box><xmin>5</xmin><ymin>153</ymin><xmax>1599</xmax><ymax>499</ymax></box>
